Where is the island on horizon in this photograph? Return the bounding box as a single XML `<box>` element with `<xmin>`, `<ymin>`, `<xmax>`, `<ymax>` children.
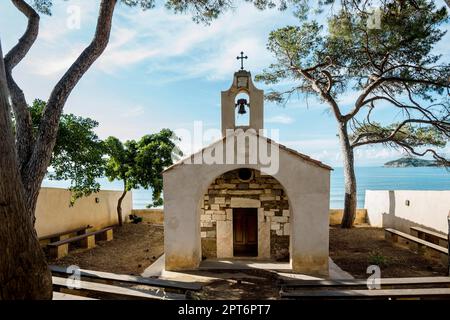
<box><xmin>384</xmin><ymin>157</ymin><xmax>440</xmax><ymax>168</ymax></box>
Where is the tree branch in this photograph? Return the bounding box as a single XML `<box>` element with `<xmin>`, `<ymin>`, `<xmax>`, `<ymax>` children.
<box><xmin>396</xmin><ymin>141</ymin><xmax>450</xmax><ymax>167</ymax></box>
<box><xmin>381</xmin><ymin>76</ymin><xmax>449</xmax><ymax>88</ymax></box>
<box><xmin>379</xmin><ymin>52</ymin><xmax>390</xmax><ymax>72</ymax></box>
<box><xmin>320</xmin><ymin>70</ymin><xmax>333</xmax><ymax>94</ymax></box>
<box><xmin>344</xmin><ymin>73</ymin><xmax>450</xmax><ymax>122</ymax></box>
<box><xmin>381</xmin><ymin>63</ymin><xmax>442</xmax><ymax>76</ymax></box>
<box><xmin>302</xmin><ymin>57</ymin><xmax>332</xmax><ymax>73</ymax></box>
<box><xmin>290</xmin><ymin>64</ymin><xmax>344</xmax><ymax>121</ymax></box>
<box><xmin>4</xmin><ymin>0</ymin><xmax>40</xmax><ymax>174</ymax></box>
<box><xmin>24</xmin><ymin>0</ymin><xmax>118</xmax><ymax>213</ymax></box>
<box><xmin>352</xmin><ymin>118</ymin><xmax>449</xmax><ymax>148</ymax></box>
<box><xmin>359</xmin><ymin>27</ymin><xmax>380</xmax><ymax>72</ymax></box>
<box><xmin>403</xmin><ymin>82</ymin><xmax>447</xmax><ymax>123</ymax></box>
<box><xmin>4</xmin><ymin>0</ymin><xmax>40</xmax><ymax>70</ymax></box>
<box><xmin>344</xmin><ymin>76</ymin><xmax>387</xmax><ymax>121</ymax></box>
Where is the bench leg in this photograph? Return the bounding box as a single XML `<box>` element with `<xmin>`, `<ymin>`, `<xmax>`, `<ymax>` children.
<box><xmin>440</xmin><ymin>253</ymin><xmax>449</xmax><ymax>266</ymax></box>
<box><xmin>410</xmin><ymin>230</ymin><xmax>419</xmax><ymax>238</ymax></box>
<box><xmin>438</xmin><ymin>239</ymin><xmax>448</xmax><ymax>249</ymax></box>
<box><xmin>409</xmin><ymin>241</ymin><xmax>419</xmax><ymax>252</ymax></box>
<box><xmin>385</xmin><ymin>231</ymin><xmax>398</xmax><ymax>243</ymax></box>
<box><xmin>80</xmin><ymin>235</ymin><xmax>96</xmax><ymax>249</ymax></box>
<box><xmin>97</xmin><ymin>229</ymin><xmax>113</xmax><ymax>242</ymax></box>
<box><xmin>416</xmin><ymin>244</ymin><xmax>428</xmax><ymax>256</ymax></box>
<box><xmin>50</xmin><ymin>244</ymin><xmax>69</xmax><ymax>259</ymax></box>
<box><xmin>39</xmin><ymin>239</ymin><xmax>51</xmax><ymax>247</ymax></box>
<box><xmin>76</xmin><ymin>230</ymin><xmax>87</xmax><ymax>236</ymax></box>
<box><xmin>50</xmin><ymin>236</ymin><xmax>62</xmax><ymax>243</ymax></box>
<box><xmin>59</xmin><ymin>234</ymin><xmax>71</xmax><ymax>241</ymax></box>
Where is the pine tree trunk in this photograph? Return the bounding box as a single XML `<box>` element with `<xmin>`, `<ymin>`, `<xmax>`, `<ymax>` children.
<box><xmin>447</xmin><ymin>213</ymin><xmax>450</xmax><ymax>276</ymax></box>
<box><xmin>338</xmin><ymin>122</ymin><xmax>357</xmax><ymax>228</ymax></box>
<box><xmin>0</xmin><ymin>0</ymin><xmax>117</xmax><ymax>299</ymax></box>
<box><xmin>0</xmin><ymin>41</ymin><xmax>52</xmax><ymax>300</ymax></box>
<box><xmin>117</xmin><ymin>183</ymin><xmax>127</xmax><ymax>227</ymax></box>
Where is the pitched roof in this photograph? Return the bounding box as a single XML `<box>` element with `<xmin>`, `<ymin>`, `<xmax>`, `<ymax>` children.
<box><xmin>164</xmin><ymin>131</ymin><xmax>333</xmax><ymax>172</ymax></box>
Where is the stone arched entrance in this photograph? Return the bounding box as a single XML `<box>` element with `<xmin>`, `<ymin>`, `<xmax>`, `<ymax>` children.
<box><xmin>200</xmin><ymin>168</ymin><xmax>291</xmax><ymax>261</ymax></box>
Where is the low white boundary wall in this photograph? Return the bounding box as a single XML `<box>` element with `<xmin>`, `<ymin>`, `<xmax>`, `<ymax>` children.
<box><xmin>35</xmin><ymin>187</ymin><xmax>132</xmax><ymax>238</ymax></box>
<box><xmin>365</xmin><ymin>190</ymin><xmax>450</xmax><ymax>234</ymax></box>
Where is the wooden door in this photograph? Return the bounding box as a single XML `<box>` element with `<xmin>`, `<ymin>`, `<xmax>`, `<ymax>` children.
<box><xmin>233</xmin><ymin>208</ymin><xmax>258</xmax><ymax>256</ymax></box>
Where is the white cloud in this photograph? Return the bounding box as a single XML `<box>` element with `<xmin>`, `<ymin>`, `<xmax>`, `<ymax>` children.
<box><xmin>21</xmin><ymin>4</ymin><xmax>276</xmax><ymax>78</ymax></box>
<box><xmin>122</xmin><ymin>105</ymin><xmax>145</xmax><ymax>118</ymax></box>
<box><xmin>95</xmin><ymin>26</ymin><xmax>159</xmax><ymax>74</ymax></box>
<box><xmin>1</xmin><ymin>2</ymin><xmax>349</xmax><ymax>84</ymax></box>
<box><xmin>336</xmin><ymin>90</ymin><xmax>360</xmax><ymax>107</ymax></box>
<box><xmin>266</xmin><ymin>114</ymin><xmax>295</xmax><ymax>124</ymax></box>
<box><xmin>283</xmin><ymin>95</ymin><xmax>330</xmax><ymax>110</ymax></box>
<box><xmin>26</xmin><ymin>48</ymin><xmax>83</xmax><ymax>76</ymax></box>
<box><xmin>280</xmin><ymin>137</ymin><xmax>417</xmax><ymax>167</ymax></box>
<box><xmin>17</xmin><ymin>1</ymin><xmax>100</xmax><ymax>78</ymax></box>
<box><xmin>37</xmin><ymin>1</ymin><xmax>99</xmax><ymax>43</ymax></box>
<box><xmin>354</xmin><ymin>147</ymin><xmax>402</xmax><ymax>161</ymax></box>
<box><xmin>281</xmin><ymin>138</ymin><xmax>340</xmax><ymax>165</ymax></box>
<box><xmin>283</xmin><ymin>138</ymin><xmax>339</xmax><ymax>150</ymax></box>
<box><xmin>90</xmin><ymin>4</ymin><xmax>294</xmax><ymax>79</ymax></box>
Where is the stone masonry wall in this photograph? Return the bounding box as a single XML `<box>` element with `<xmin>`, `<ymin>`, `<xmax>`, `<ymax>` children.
<box><xmin>200</xmin><ymin>169</ymin><xmax>290</xmax><ymax>260</ymax></box>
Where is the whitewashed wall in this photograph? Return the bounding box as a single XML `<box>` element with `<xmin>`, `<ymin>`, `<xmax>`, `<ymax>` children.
<box><xmin>35</xmin><ymin>187</ymin><xmax>132</xmax><ymax>238</ymax></box>
<box><xmin>365</xmin><ymin>190</ymin><xmax>450</xmax><ymax>234</ymax></box>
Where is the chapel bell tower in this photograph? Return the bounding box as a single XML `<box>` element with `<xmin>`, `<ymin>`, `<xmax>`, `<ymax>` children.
<box><xmin>221</xmin><ymin>52</ymin><xmax>264</xmax><ymax>136</ymax></box>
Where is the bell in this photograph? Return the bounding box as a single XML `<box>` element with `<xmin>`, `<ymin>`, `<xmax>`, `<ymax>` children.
<box><xmin>236</xmin><ymin>98</ymin><xmax>248</xmax><ymax>115</ymax></box>
<box><xmin>238</xmin><ymin>104</ymin><xmax>247</xmax><ymax>115</ymax></box>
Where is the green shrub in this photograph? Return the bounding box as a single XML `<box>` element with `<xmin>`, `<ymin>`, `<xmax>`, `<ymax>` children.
<box><xmin>368</xmin><ymin>251</ymin><xmax>390</xmax><ymax>267</ymax></box>
<box><xmin>128</xmin><ymin>214</ymin><xmax>143</xmax><ymax>224</ymax></box>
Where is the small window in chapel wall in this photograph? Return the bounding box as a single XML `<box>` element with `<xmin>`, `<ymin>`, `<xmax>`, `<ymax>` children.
<box><xmin>238</xmin><ymin>168</ymin><xmax>253</xmax><ymax>182</ymax></box>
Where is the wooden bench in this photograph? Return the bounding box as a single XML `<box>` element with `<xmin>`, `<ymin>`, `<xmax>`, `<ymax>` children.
<box><xmin>50</xmin><ymin>265</ymin><xmax>202</xmax><ymax>292</ymax></box>
<box><xmin>280</xmin><ymin>287</ymin><xmax>450</xmax><ymax>299</ymax></box>
<box><xmin>385</xmin><ymin>228</ymin><xmax>448</xmax><ymax>264</ymax></box>
<box><xmin>410</xmin><ymin>226</ymin><xmax>448</xmax><ymax>248</ymax></box>
<box><xmin>52</xmin><ymin>276</ymin><xmax>185</xmax><ymax>300</ymax></box>
<box><xmin>280</xmin><ymin>276</ymin><xmax>450</xmax><ymax>289</ymax></box>
<box><xmin>39</xmin><ymin>225</ymin><xmax>92</xmax><ymax>245</ymax></box>
<box><xmin>48</xmin><ymin>227</ymin><xmax>113</xmax><ymax>259</ymax></box>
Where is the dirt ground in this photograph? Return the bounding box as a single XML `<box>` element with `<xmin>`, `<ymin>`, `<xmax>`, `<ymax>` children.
<box><xmin>200</xmin><ymin>225</ymin><xmax>449</xmax><ymax>299</ymax></box>
<box><xmin>194</xmin><ymin>270</ymin><xmax>281</xmax><ymax>300</ymax></box>
<box><xmin>329</xmin><ymin>226</ymin><xmax>447</xmax><ymax>278</ymax></box>
<box><xmin>48</xmin><ymin>222</ymin><xmax>164</xmax><ymax>275</ymax></box>
<box><xmin>48</xmin><ymin>223</ymin><xmax>448</xmax><ymax>299</ymax></box>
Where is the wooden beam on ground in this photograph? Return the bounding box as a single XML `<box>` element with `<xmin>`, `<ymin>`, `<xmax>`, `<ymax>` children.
<box><xmin>280</xmin><ymin>287</ymin><xmax>450</xmax><ymax>299</ymax></box>
<box><xmin>52</xmin><ymin>291</ymin><xmax>97</xmax><ymax>300</ymax></box>
<box><xmin>52</xmin><ymin>276</ymin><xmax>185</xmax><ymax>300</ymax></box>
<box><xmin>50</xmin><ymin>265</ymin><xmax>202</xmax><ymax>291</ymax></box>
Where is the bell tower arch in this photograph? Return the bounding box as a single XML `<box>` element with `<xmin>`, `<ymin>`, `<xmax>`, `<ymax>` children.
<box><xmin>221</xmin><ymin>54</ymin><xmax>264</xmax><ymax>136</ymax></box>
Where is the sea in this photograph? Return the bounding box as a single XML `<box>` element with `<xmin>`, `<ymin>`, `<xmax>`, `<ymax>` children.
<box><xmin>41</xmin><ymin>167</ymin><xmax>450</xmax><ymax>209</ymax></box>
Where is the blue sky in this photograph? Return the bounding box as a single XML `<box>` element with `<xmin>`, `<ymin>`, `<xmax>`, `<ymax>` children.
<box><xmin>1</xmin><ymin>0</ymin><xmax>449</xmax><ymax>167</ymax></box>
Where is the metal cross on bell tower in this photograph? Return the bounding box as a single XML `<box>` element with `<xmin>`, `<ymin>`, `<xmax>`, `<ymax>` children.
<box><xmin>236</xmin><ymin>51</ymin><xmax>248</xmax><ymax>70</ymax></box>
